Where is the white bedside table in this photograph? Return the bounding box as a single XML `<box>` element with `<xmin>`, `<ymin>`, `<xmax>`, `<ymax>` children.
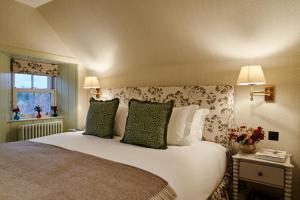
<box><xmin>232</xmin><ymin>153</ymin><xmax>294</xmax><ymax>200</ymax></box>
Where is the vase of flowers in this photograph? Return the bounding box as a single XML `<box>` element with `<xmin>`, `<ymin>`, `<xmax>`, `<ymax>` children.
<box><xmin>34</xmin><ymin>105</ymin><xmax>42</xmax><ymax>118</ymax></box>
<box><xmin>12</xmin><ymin>106</ymin><xmax>20</xmax><ymax>120</ymax></box>
<box><xmin>230</xmin><ymin>125</ymin><xmax>264</xmax><ymax>153</ymax></box>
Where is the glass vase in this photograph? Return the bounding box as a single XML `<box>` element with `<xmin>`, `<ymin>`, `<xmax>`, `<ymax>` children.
<box><xmin>36</xmin><ymin>111</ymin><xmax>41</xmax><ymax>118</ymax></box>
<box><xmin>13</xmin><ymin>112</ymin><xmax>20</xmax><ymax>120</ymax></box>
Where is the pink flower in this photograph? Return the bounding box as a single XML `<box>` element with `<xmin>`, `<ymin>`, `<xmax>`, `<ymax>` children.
<box><xmin>230</xmin><ymin>125</ymin><xmax>264</xmax><ymax>144</ymax></box>
<box><xmin>248</xmin><ymin>138</ymin><xmax>253</xmax><ymax>145</ymax></box>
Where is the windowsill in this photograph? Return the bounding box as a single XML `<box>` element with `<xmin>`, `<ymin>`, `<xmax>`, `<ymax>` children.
<box><xmin>8</xmin><ymin>116</ymin><xmax>64</xmax><ymax>123</ymax></box>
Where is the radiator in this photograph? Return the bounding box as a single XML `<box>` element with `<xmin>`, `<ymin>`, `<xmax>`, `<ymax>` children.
<box><xmin>18</xmin><ymin>121</ymin><xmax>63</xmax><ymax>141</ymax></box>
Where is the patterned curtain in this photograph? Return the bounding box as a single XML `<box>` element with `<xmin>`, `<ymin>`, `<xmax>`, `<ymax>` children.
<box><xmin>11</xmin><ymin>59</ymin><xmax>59</xmax><ymax>77</ymax></box>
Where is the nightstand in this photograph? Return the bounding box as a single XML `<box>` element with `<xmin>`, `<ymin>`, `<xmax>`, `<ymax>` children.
<box><xmin>232</xmin><ymin>153</ymin><xmax>294</xmax><ymax>200</ymax></box>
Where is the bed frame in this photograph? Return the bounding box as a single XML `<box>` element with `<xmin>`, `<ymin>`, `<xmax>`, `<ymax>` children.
<box><xmin>102</xmin><ymin>85</ymin><xmax>234</xmax><ymax>200</ymax></box>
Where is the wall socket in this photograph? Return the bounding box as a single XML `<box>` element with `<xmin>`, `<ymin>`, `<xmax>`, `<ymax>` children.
<box><xmin>268</xmin><ymin>131</ymin><xmax>279</xmax><ymax>141</ymax></box>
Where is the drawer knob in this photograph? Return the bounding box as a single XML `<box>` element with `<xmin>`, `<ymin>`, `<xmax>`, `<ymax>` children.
<box><xmin>258</xmin><ymin>172</ymin><xmax>263</xmax><ymax>176</ymax></box>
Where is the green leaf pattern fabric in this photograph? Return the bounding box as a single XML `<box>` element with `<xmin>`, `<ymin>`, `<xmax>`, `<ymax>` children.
<box><xmin>84</xmin><ymin>98</ymin><xmax>119</xmax><ymax>138</ymax></box>
<box><xmin>121</xmin><ymin>99</ymin><xmax>174</xmax><ymax>149</ymax></box>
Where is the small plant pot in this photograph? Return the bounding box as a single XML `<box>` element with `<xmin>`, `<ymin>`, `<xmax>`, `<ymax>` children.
<box><xmin>13</xmin><ymin>112</ymin><xmax>20</xmax><ymax>120</ymax></box>
<box><xmin>239</xmin><ymin>144</ymin><xmax>256</xmax><ymax>153</ymax></box>
<box><xmin>36</xmin><ymin>112</ymin><xmax>42</xmax><ymax>118</ymax></box>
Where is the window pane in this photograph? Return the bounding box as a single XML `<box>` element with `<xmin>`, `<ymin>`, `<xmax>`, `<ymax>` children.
<box><xmin>35</xmin><ymin>93</ymin><xmax>51</xmax><ymax>113</ymax></box>
<box><xmin>33</xmin><ymin>75</ymin><xmax>48</xmax><ymax>89</ymax></box>
<box><xmin>16</xmin><ymin>92</ymin><xmax>52</xmax><ymax>115</ymax></box>
<box><xmin>16</xmin><ymin>92</ymin><xmax>35</xmax><ymax>114</ymax></box>
<box><xmin>14</xmin><ymin>74</ymin><xmax>32</xmax><ymax>88</ymax></box>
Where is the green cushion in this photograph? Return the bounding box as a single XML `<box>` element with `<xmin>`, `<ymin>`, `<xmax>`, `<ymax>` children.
<box><xmin>84</xmin><ymin>98</ymin><xmax>119</xmax><ymax>138</ymax></box>
<box><xmin>121</xmin><ymin>99</ymin><xmax>174</xmax><ymax>149</ymax></box>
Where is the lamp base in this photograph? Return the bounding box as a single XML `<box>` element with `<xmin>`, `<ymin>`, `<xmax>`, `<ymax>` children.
<box><xmin>89</xmin><ymin>88</ymin><xmax>101</xmax><ymax>99</ymax></box>
<box><xmin>95</xmin><ymin>88</ymin><xmax>101</xmax><ymax>98</ymax></box>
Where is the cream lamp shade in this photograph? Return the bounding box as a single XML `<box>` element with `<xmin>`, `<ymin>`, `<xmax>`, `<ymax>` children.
<box><xmin>83</xmin><ymin>76</ymin><xmax>100</xmax><ymax>89</ymax></box>
<box><xmin>237</xmin><ymin>65</ymin><xmax>266</xmax><ymax>85</ymax></box>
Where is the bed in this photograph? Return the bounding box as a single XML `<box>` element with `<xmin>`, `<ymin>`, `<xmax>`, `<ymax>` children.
<box><xmin>0</xmin><ymin>85</ymin><xmax>234</xmax><ymax>200</ymax></box>
<box><xmin>101</xmin><ymin>85</ymin><xmax>234</xmax><ymax>200</ymax></box>
<box><xmin>33</xmin><ymin>132</ymin><xmax>227</xmax><ymax>199</ymax></box>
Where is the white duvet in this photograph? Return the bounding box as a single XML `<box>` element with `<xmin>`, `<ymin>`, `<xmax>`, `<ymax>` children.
<box><xmin>32</xmin><ymin>132</ymin><xmax>226</xmax><ymax>200</ymax></box>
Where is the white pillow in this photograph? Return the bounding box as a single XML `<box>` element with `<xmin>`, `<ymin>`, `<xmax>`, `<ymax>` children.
<box><xmin>114</xmin><ymin>105</ymin><xmax>128</xmax><ymax>137</ymax></box>
<box><xmin>184</xmin><ymin>108</ymin><xmax>210</xmax><ymax>145</ymax></box>
<box><xmin>167</xmin><ymin>105</ymin><xmax>198</xmax><ymax>145</ymax></box>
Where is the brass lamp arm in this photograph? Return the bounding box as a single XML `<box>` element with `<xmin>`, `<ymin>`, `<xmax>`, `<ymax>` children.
<box><xmin>250</xmin><ymin>85</ymin><xmax>274</xmax><ymax>101</ymax></box>
<box><xmin>89</xmin><ymin>88</ymin><xmax>101</xmax><ymax>98</ymax></box>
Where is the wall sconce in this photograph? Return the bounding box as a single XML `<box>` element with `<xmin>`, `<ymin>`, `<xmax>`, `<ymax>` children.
<box><xmin>237</xmin><ymin>65</ymin><xmax>274</xmax><ymax>101</ymax></box>
<box><xmin>83</xmin><ymin>76</ymin><xmax>101</xmax><ymax>98</ymax></box>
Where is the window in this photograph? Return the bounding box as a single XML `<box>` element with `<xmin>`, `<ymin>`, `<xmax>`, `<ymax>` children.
<box><xmin>13</xmin><ymin>73</ymin><xmax>56</xmax><ymax>118</ymax></box>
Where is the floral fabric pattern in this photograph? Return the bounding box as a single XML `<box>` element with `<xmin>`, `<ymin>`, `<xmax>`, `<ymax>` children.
<box><xmin>208</xmin><ymin>150</ymin><xmax>232</xmax><ymax>200</ymax></box>
<box><xmin>102</xmin><ymin>85</ymin><xmax>234</xmax><ymax>148</ymax></box>
<box><xmin>11</xmin><ymin>59</ymin><xmax>59</xmax><ymax>77</ymax></box>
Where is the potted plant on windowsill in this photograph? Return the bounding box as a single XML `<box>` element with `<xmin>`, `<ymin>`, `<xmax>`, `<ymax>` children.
<box><xmin>230</xmin><ymin>125</ymin><xmax>264</xmax><ymax>153</ymax></box>
<box><xmin>12</xmin><ymin>106</ymin><xmax>20</xmax><ymax>120</ymax></box>
<box><xmin>50</xmin><ymin>106</ymin><xmax>58</xmax><ymax>117</ymax></box>
<box><xmin>34</xmin><ymin>105</ymin><xmax>42</xmax><ymax>119</ymax></box>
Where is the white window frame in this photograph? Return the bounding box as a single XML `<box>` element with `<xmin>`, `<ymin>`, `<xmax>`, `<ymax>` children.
<box><xmin>12</xmin><ymin>73</ymin><xmax>56</xmax><ymax>118</ymax></box>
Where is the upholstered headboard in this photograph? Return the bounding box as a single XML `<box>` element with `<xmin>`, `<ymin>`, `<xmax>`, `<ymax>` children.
<box><xmin>101</xmin><ymin>85</ymin><xmax>234</xmax><ymax>148</ymax></box>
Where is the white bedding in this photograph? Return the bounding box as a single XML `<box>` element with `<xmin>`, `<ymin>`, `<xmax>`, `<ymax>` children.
<box><xmin>32</xmin><ymin>132</ymin><xmax>227</xmax><ymax>200</ymax></box>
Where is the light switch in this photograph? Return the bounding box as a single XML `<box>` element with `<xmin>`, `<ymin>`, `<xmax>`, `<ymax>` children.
<box><xmin>268</xmin><ymin>131</ymin><xmax>279</xmax><ymax>141</ymax></box>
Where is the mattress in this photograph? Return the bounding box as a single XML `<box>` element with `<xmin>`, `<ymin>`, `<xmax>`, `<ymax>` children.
<box><xmin>32</xmin><ymin>132</ymin><xmax>227</xmax><ymax>200</ymax></box>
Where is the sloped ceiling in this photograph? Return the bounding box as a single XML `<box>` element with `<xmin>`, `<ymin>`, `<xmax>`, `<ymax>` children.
<box><xmin>15</xmin><ymin>0</ymin><xmax>53</xmax><ymax>8</ymax></box>
<box><xmin>38</xmin><ymin>0</ymin><xmax>300</xmax><ymax>75</ymax></box>
<box><xmin>0</xmin><ymin>0</ymin><xmax>74</xmax><ymax>58</ymax></box>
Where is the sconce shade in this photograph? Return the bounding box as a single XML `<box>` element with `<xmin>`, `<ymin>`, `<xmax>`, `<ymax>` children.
<box><xmin>237</xmin><ymin>65</ymin><xmax>266</xmax><ymax>85</ymax></box>
<box><xmin>83</xmin><ymin>76</ymin><xmax>100</xmax><ymax>89</ymax></box>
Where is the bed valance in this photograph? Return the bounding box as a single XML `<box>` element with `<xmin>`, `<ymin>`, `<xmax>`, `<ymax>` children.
<box><xmin>11</xmin><ymin>59</ymin><xmax>59</xmax><ymax>77</ymax></box>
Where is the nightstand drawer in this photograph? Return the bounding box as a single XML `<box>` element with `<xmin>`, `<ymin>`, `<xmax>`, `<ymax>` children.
<box><xmin>239</xmin><ymin>161</ymin><xmax>284</xmax><ymax>187</ymax></box>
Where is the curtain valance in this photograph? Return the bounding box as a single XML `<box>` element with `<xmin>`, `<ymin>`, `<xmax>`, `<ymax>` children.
<box><xmin>11</xmin><ymin>59</ymin><xmax>59</xmax><ymax>77</ymax></box>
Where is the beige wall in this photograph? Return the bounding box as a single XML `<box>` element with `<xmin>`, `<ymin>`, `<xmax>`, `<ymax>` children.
<box><xmin>0</xmin><ymin>0</ymin><xmax>73</xmax><ymax>58</ymax></box>
<box><xmin>38</xmin><ymin>0</ymin><xmax>300</xmax><ymax>75</ymax></box>
<box><xmin>77</xmin><ymin>64</ymin><xmax>88</xmax><ymax>129</ymax></box>
<box><xmin>0</xmin><ymin>53</ymin><xmax>11</xmax><ymax>142</ymax></box>
<box><xmin>89</xmin><ymin>59</ymin><xmax>300</xmax><ymax>198</ymax></box>
<box><xmin>56</xmin><ymin>63</ymin><xmax>79</xmax><ymax>131</ymax></box>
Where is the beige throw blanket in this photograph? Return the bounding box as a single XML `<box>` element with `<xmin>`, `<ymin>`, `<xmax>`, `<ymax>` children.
<box><xmin>0</xmin><ymin>141</ymin><xmax>176</xmax><ymax>200</ymax></box>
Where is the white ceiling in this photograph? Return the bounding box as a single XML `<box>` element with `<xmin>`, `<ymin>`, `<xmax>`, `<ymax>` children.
<box><xmin>15</xmin><ymin>0</ymin><xmax>53</xmax><ymax>8</ymax></box>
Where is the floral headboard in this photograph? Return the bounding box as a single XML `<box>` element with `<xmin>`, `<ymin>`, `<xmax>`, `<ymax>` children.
<box><xmin>101</xmin><ymin>85</ymin><xmax>234</xmax><ymax>148</ymax></box>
